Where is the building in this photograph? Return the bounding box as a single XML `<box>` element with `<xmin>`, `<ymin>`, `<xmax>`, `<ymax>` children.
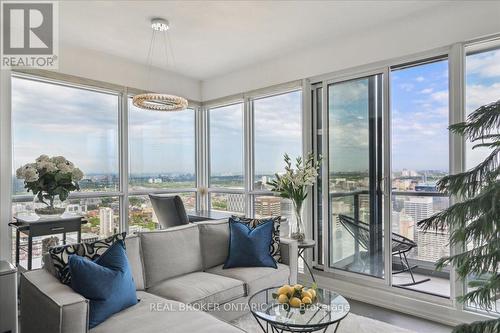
<box><xmin>403</xmin><ymin>197</ymin><xmax>433</xmax><ymax>225</ymax></box>
<box><xmin>99</xmin><ymin>207</ymin><xmax>115</xmax><ymax>238</ymax></box>
<box><xmin>254</xmin><ymin>196</ymin><xmax>281</xmax><ymax>217</ymax></box>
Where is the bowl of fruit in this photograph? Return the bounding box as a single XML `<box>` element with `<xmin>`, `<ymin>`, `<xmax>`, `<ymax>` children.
<box><xmin>272</xmin><ymin>283</ymin><xmax>318</xmax><ymax>312</ymax></box>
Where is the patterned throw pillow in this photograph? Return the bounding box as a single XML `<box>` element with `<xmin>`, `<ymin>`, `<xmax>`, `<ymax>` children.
<box><xmin>48</xmin><ymin>232</ymin><xmax>127</xmax><ymax>285</ymax></box>
<box><xmin>231</xmin><ymin>216</ymin><xmax>281</xmax><ymax>262</ymax></box>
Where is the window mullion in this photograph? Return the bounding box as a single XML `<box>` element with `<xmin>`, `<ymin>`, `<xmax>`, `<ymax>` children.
<box><xmin>448</xmin><ymin>42</ymin><xmax>466</xmax><ymax>308</ymax></box>
<box><xmin>245</xmin><ymin>97</ymin><xmax>254</xmax><ymax>217</ymax></box>
<box><xmin>119</xmin><ymin>88</ymin><xmax>129</xmax><ymax>233</ymax></box>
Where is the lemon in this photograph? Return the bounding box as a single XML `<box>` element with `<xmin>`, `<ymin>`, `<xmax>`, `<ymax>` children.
<box><xmin>302</xmin><ymin>296</ymin><xmax>312</xmax><ymax>305</ymax></box>
<box><xmin>308</xmin><ymin>289</ymin><xmax>317</xmax><ymax>299</ymax></box>
<box><xmin>289</xmin><ymin>297</ymin><xmax>302</xmax><ymax>308</ymax></box>
<box><xmin>278</xmin><ymin>285</ymin><xmax>292</xmax><ymax>296</ymax></box>
<box><xmin>293</xmin><ymin>284</ymin><xmax>303</xmax><ymax>290</ymax></box>
<box><xmin>301</xmin><ymin>290</ymin><xmax>312</xmax><ymax>300</ymax></box>
<box><xmin>278</xmin><ymin>294</ymin><xmax>289</xmax><ymax>304</ymax></box>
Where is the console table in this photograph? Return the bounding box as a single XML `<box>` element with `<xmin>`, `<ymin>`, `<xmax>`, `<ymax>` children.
<box><xmin>187</xmin><ymin>210</ymin><xmax>239</xmax><ymax>222</ymax></box>
<box><xmin>9</xmin><ymin>215</ymin><xmax>86</xmax><ymax>270</ymax></box>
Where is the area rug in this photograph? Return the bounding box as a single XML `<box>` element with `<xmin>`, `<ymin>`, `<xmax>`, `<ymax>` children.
<box><xmin>232</xmin><ymin>312</ymin><xmax>416</xmax><ymax>333</ymax></box>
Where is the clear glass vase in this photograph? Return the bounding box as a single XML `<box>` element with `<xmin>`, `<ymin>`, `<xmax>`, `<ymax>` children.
<box><xmin>290</xmin><ymin>201</ymin><xmax>305</xmax><ymax>242</ymax></box>
<box><xmin>33</xmin><ymin>193</ymin><xmax>66</xmax><ymax>217</ymax></box>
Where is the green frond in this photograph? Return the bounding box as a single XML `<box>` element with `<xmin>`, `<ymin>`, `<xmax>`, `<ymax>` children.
<box><xmin>434</xmin><ymin>240</ymin><xmax>500</xmax><ymax>276</ymax></box>
<box><xmin>418</xmin><ymin>182</ymin><xmax>499</xmax><ymax>233</ymax></box>
<box><xmin>458</xmin><ymin>273</ymin><xmax>500</xmax><ymax>311</ymax></box>
<box><xmin>452</xmin><ymin>318</ymin><xmax>500</xmax><ymax>333</ymax></box>
<box><xmin>436</xmin><ymin>148</ymin><xmax>499</xmax><ymax>197</ymax></box>
<box><xmin>449</xmin><ymin>100</ymin><xmax>500</xmax><ymax>141</ymax></box>
<box><xmin>449</xmin><ymin>213</ymin><xmax>500</xmax><ymax>245</ymax></box>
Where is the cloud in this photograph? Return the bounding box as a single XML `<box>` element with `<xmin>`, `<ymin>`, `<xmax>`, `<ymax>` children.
<box><xmin>399</xmin><ymin>83</ymin><xmax>414</xmax><ymax>92</ymax></box>
<box><xmin>420</xmin><ymin>88</ymin><xmax>433</xmax><ymax>94</ymax></box>
<box><xmin>431</xmin><ymin>90</ymin><xmax>448</xmax><ymax>103</ymax></box>
<box><xmin>466</xmin><ymin>50</ymin><xmax>500</xmax><ymax>79</ymax></box>
<box><xmin>415</xmin><ymin>76</ymin><xmax>425</xmax><ymax>82</ymax></box>
<box><xmin>466</xmin><ymin>83</ymin><xmax>500</xmax><ymax>112</ymax></box>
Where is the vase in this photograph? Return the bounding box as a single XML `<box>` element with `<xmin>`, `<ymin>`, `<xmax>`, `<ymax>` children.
<box><xmin>290</xmin><ymin>201</ymin><xmax>305</xmax><ymax>242</ymax></box>
<box><xmin>33</xmin><ymin>193</ymin><xmax>66</xmax><ymax>217</ymax></box>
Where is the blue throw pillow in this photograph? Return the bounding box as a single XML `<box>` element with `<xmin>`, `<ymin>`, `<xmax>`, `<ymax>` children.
<box><xmin>69</xmin><ymin>240</ymin><xmax>137</xmax><ymax>329</ymax></box>
<box><xmin>223</xmin><ymin>218</ymin><xmax>277</xmax><ymax>269</ymax></box>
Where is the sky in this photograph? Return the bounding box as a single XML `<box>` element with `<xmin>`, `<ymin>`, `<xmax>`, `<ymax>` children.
<box><xmin>11</xmin><ymin>49</ymin><xmax>499</xmax><ymax>177</ymax></box>
<box><xmin>329</xmin><ymin>77</ymin><xmax>371</xmax><ymax>173</ymax></box>
<box><xmin>391</xmin><ymin>59</ymin><xmax>450</xmax><ymax>172</ymax></box>
<box><xmin>465</xmin><ymin>49</ymin><xmax>500</xmax><ymax>169</ymax></box>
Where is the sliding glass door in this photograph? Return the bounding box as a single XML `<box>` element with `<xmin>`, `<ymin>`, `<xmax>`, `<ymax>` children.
<box><xmin>327</xmin><ymin>74</ymin><xmax>384</xmax><ymax>278</ymax></box>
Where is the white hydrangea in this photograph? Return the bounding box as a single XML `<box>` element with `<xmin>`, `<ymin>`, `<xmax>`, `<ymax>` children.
<box><xmin>71</xmin><ymin>168</ymin><xmax>84</xmax><ymax>181</ymax></box>
<box><xmin>50</xmin><ymin>156</ymin><xmax>67</xmax><ymax>165</ymax></box>
<box><xmin>36</xmin><ymin>160</ymin><xmax>58</xmax><ymax>173</ymax></box>
<box><xmin>57</xmin><ymin>161</ymin><xmax>75</xmax><ymax>173</ymax></box>
<box><xmin>19</xmin><ymin>163</ymin><xmax>39</xmax><ymax>182</ymax></box>
<box><xmin>36</xmin><ymin>154</ymin><xmax>50</xmax><ymax>163</ymax></box>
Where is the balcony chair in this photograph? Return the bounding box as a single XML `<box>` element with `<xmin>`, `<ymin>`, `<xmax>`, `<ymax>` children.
<box><xmin>338</xmin><ymin>214</ymin><xmax>430</xmax><ymax>287</ymax></box>
<box><xmin>149</xmin><ymin>194</ymin><xmax>189</xmax><ymax>229</ymax></box>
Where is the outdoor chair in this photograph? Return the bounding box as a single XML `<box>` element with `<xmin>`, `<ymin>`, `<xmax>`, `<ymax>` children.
<box><xmin>338</xmin><ymin>214</ymin><xmax>430</xmax><ymax>287</ymax></box>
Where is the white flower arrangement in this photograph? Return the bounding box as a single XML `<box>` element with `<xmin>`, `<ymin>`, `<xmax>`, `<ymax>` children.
<box><xmin>16</xmin><ymin>155</ymin><xmax>84</xmax><ymax>214</ymax></box>
<box><xmin>267</xmin><ymin>153</ymin><xmax>321</xmax><ymax>240</ymax></box>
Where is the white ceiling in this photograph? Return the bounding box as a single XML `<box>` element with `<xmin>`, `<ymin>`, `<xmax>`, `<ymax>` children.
<box><xmin>60</xmin><ymin>1</ymin><xmax>452</xmax><ymax>80</ymax></box>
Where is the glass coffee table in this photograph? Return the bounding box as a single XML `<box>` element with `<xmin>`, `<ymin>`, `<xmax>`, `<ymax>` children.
<box><xmin>248</xmin><ymin>287</ymin><xmax>350</xmax><ymax>333</ymax></box>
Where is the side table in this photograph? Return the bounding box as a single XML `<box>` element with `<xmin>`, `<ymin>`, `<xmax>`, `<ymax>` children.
<box><xmin>9</xmin><ymin>215</ymin><xmax>86</xmax><ymax>270</ymax></box>
<box><xmin>298</xmin><ymin>239</ymin><xmax>316</xmax><ymax>283</ymax></box>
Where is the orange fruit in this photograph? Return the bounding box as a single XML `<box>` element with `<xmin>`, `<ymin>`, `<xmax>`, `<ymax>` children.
<box><xmin>278</xmin><ymin>294</ymin><xmax>289</xmax><ymax>304</ymax></box>
<box><xmin>289</xmin><ymin>297</ymin><xmax>302</xmax><ymax>308</ymax></box>
<box><xmin>301</xmin><ymin>290</ymin><xmax>312</xmax><ymax>300</ymax></box>
<box><xmin>278</xmin><ymin>285</ymin><xmax>293</xmax><ymax>296</ymax></box>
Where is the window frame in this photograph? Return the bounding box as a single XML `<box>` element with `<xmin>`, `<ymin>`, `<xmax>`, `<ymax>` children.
<box><xmin>204</xmin><ymin>86</ymin><xmax>305</xmax><ymax>218</ymax></box>
<box><xmin>8</xmin><ymin>71</ymin><xmax>201</xmax><ymax>243</ymax></box>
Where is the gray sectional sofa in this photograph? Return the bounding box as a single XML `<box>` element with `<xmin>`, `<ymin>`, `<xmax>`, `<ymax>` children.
<box><xmin>20</xmin><ymin>219</ymin><xmax>298</xmax><ymax>333</ymax></box>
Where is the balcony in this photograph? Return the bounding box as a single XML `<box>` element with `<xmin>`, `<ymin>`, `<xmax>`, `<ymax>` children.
<box><xmin>329</xmin><ymin>190</ymin><xmax>451</xmax><ymax>297</ymax></box>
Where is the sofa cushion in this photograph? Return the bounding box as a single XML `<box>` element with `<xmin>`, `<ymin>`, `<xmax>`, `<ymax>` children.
<box><xmin>124</xmin><ymin>235</ymin><xmax>145</xmax><ymax>290</ymax></box>
<box><xmin>69</xmin><ymin>240</ymin><xmax>138</xmax><ymax>329</ymax></box>
<box><xmin>230</xmin><ymin>215</ymin><xmax>281</xmax><ymax>262</ymax></box>
<box><xmin>207</xmin><ymin>263</ymin><xmax>290</xmax><ymax>295</ymax></box>
<box><xmin>90</xmin><ymin>291</ymin><xmax>243</xmax><ymax>333</ymax></box>
<box><xmin>147</xmin><ymin>272</ymin><xmax>245</xmax><ymax>306</ymax></box>
<box><xmin>198</xmin><ymin>219</ymin><xmax>230</xmax><ymax>269</ymax></box>
<box><xmin>139</xmin><ymin>224</ymin><xmax>203</xmax><ymax>288</ymax></box>
<box><xmin>48</xmin><ymin>232</ymin><xmax>126</xmax><ymax>285</ymax></box>
<box><xmin>223</xmin><ymin>219</ymin><xmax>277</xmax><ymax>269</ymax></box>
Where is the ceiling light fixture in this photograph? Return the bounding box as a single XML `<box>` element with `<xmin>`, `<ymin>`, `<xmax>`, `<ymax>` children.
<box><xmin>133</xmin><ymin>18</ymin><xmax>188</xmax><ymax>112</ymax></box>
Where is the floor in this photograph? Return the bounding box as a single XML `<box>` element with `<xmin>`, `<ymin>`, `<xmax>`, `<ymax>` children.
<box><xmin>298</xmin><ymin>263</ymin><xmax>453</xmax><ymax>333</ymax></box>
<box><xmin>393</xmin><ymin>271</ymin><xmax>450</xmax><ymax>297</ymax></box>
<box><xmin>347</xmin><ymin>298</ymin><xmax>453</xmax><ymax>333</ymax></box>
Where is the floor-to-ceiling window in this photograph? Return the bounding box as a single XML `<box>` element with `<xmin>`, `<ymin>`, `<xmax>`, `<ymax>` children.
<box><xmin>465</xmin><ymin>44</ymin><xmax>500</xmax><ymax>314</ymax></box>
<box><xmin>11</xmin><ymin>74</ymin><xmax>121</xmax><ymax>267</ymax></box>
<box><xmin>252</xmin><ymin>90</ymin><xmax>302</xmax><ymax>223</ymax></box>
<box><xmin>128</xmin><ymin>98</ymin><xmax>196</xmax><ymax>231</ymax></box>
<box><xmin>390</xmin><ymin>58</ymin><xmax>450</xmax><ymax>296</ymax></box>
<box><xmin>327</xmin><ymin>74</ymin><xmax>384</xmax><ymax>278</ymax></box>
<box><xmin>208</xmin><ymin>102</ymin><xmax>245</xmax><ymax>214</ymax></box>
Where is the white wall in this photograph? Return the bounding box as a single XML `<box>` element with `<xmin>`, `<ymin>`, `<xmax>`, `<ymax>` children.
<box><xmin>201</xmin><ymin>1</ymin><xmax>500</xmax><ymax>101</ymax></box>
<box><xmin>57</xmin><ymin>44</ymin><xmax>201</xmax><ymax>101</ymax></box>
